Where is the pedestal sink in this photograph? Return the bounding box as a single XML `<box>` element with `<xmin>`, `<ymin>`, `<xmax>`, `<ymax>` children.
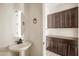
<box><xmin>9</xmin><ymin>41</ymin><xmax>32</xmax><ymax>56</ymax></box>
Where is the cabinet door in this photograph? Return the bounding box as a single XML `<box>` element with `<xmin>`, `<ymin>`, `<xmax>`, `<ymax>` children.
<box><xmin>68</xmin><ymin>40</ymin><xmax>78</xmax><ymax>56</ymax></box>
<box><xmin>59</xmin><ymin>7</ymin><xmax>78</xmax><ymax>28</ymax></box>
<box><xmin>50</xmin><ymin>39</ymin><xmax>54</xmax><ymax>52</ymax></box>
<box><xmin>47</xmin><ymin>15</ymin><xmax>52</xmax><ymax>28</ymax></box>
<box><xmin>62</xmin><ymin>9</ymin><xmax>71</xmax><ymax>28</ymax></box>
<box><xmin>59</xmin><ymin>12</ymin><xmax>63</xmax><ymax>28</ymax></box>
<box><xmin>47</xmin><ymin>14</ymin><xmax>56</xmax><ymax>28</ymax></box>
<box><xmin>57</xmin><ymin>39</ymin><xmax>67</xmax><ymax>56</ymax></box>
<box><xmin>55</xmin><ymin>13</ymin><xmax>60</xmax><ymax>28</ymax></box>
<box><xmin>52</xmin><ymin>14</ymin><xmax>55</xmax><ymax>28</ymax></box>
<box><xmin>65</xmin><ymin>9</ymin><xmax>71</xmax><ymax>28</ymax></box>
<box><xmin>75</xmin><ymin>7</ymin><xmax>78</xmax><ymax>28</ymax></box>
<box><xmin>70</xmin><ymin>7</ymin><xmax>78</xmax><ymax>28</ymax></box>
<box><xmin>46</xmin><ymin>37</ymin><xmax>51</xmax><ymax>51</ymax></box>
<box><xmin>52</xmin><ymin>39</ymin><xmax>58</xmax><ymax>53</ymax></box>
<box><xmin>64</xmin><ymin>11</ymin><xmax>69</xmax><ymax>28</ymax></box>
<box><xmin>68</xmin><ymin>44</ymin><xmax>75</xmax><ymax>56</ymax></box>
<box><xmin>62</xmin><ymin>11</ymin><xmax>65</xmax><ymax>28</ymax></box>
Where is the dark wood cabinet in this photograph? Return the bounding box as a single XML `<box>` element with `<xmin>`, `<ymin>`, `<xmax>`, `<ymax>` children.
<box><xmin>46</xmin><ymin>37</ymin><xmax>51</xmax><ymax>50</ymax></box>
<box><xmin>46</xmin><ymin>37</ymin><xmax>78</xmax><ymax>56</ymax></box>
<box><xmin>48</xmin><ymin>15</ymin><xmax>53</xmax><ymax>28</ymax></box>
<box><xmin>68</xmin><ymin>44</ymin><xmax>76</xmax><ymax>56</ymax></box>
<box><xmin>52</xmin><ymin>39</ymin><xmax>58</xmax><ymax>53</ymax></box>
<box><xmin>47</xmin><ymin>7</ymin><xmax>78</xmax><ymax>28</ymax></box>
<box><xmin>52</xmin><ymin>14</ymin><xmax>56</xmax><ymax>28</ymax></box>
<box><xmin>55</xmin><ymin>13</ymin><xmax>60</xmax><ymax>28</ymax></box>
<box><xmin>70</xmin><ymin>7</ymin><xmax>78</xmax><ymax>28</ymax></box>
<box><xmin>67</xmin><ymin>40</ymin><xmax>78</xmax><ymax>56</ymax></box>
<box><xmin>64</xmin><ymin>11</ymin><xmax>69</xmax><ymax>28</ymax></box>
<box><xmin>57</xmin><ymin>39</ymin><xmax>67</xmax><ymax>56</ymax></box>
<box><xmin>48</xmin><ymin>14</ymin><xmax>56</xmax><ymax>28</ymax></box>
<box><xmin>59</xmin><ymin>12</ymin><xmax>64</xmax><ymax>28</ymax></box>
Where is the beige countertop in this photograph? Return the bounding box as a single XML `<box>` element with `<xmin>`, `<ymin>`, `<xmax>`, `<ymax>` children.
<box><xmin>46</xmin><ymin>35</ymin><xmax>78</xmax><ymax>40</ymax></box>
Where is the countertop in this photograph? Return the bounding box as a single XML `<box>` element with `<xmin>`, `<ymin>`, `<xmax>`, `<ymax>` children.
<box><xmin>46</xmin><ymin>35</ymin><xmax>78</xmax><ymax>40</ymax></box>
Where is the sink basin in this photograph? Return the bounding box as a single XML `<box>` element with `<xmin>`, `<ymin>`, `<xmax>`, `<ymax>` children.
<box><xmin>9</xmin><ymin>41</ymin><xmax>32</xmax><ymax>56</ymax></box>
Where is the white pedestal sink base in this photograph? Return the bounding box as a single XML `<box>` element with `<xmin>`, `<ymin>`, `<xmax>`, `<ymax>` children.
<box><xmin>19</xmin><ymin>50</ymin><xmax>25</xmax><ymax>56</ymax></box>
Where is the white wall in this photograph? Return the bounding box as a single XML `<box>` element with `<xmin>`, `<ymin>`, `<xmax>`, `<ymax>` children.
<box><xmin>46</xmin><ymin>3</ymin><xmax>78</xmax><ymax>15</ymax></box>
<box><xmin>78</xmin><ymin>4</ymin><xmax>79</xmax><ymax>56</ymax></box>
<box><xmin>24</xmin><ymin>3</ymin><xmax>43</xmax><ymax>56</ymax></box>
<box><xmin>0</xmin><ymin>4</ymin><xmax>16</xmax><ymax>55</ymax></box>
<box><xmin>29</xmin><ymin>3</ymin><xmax>43</xmax><ymax>56</ymax></box>
<box><xmin>0</xmin><ymin>4</ymin><xmax>15</xmax><ymax>48</ymax></box>
<box><xmin>45</xmin><ymin>3</ymin><xmax>78</xmax><ymax>37</ymax></box>
<box><xmin>24</xmin><ymin>4</ymin><xmax>29</xmax><ymax>42</ymax></box>
<box><xmin>24</xmin><ymin>4</ymin><xmax>30</xmax><ymax>56</ymax></box>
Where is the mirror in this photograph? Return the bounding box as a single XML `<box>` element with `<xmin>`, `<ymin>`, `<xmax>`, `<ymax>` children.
<box><xmin>15</xmin><ymin>10</ymin><xmax>25</xmax><ymax>39</ymax></box>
